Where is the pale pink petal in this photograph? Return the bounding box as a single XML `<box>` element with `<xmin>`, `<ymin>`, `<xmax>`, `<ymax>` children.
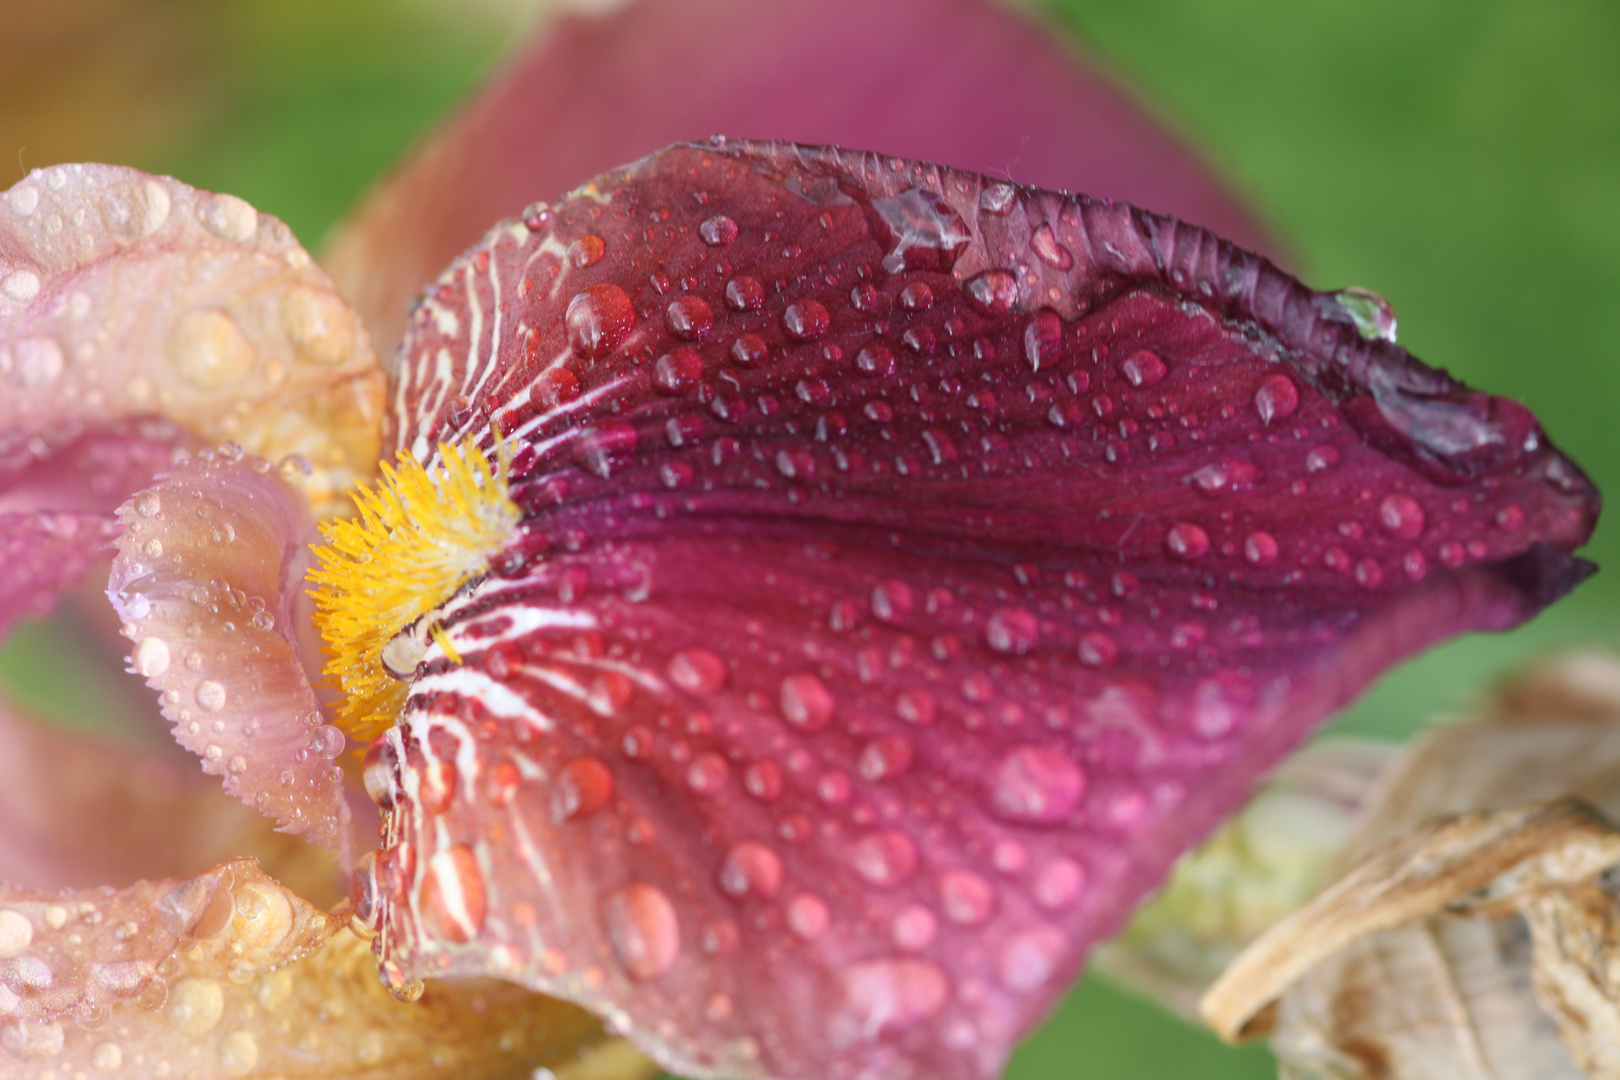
<box><xmin>106</xmin><ymin>451</ymin><xmax>351</xmax><ymax>852</ymax></box>
<box><xmin>0</xmin><ymin>698</ymin><xmax>341</xmax><ymax>901</ymax></box>
<box><xmin>325</xmin><ymin>0</ymin><xmax>1275</xmax><ymax>359</ymax></box>
<box><xmin>0</xmin><ymin>165</ymin><xmax>384</xmax><ymax>640</ymax></box>
<box><xmin>0</xmin><ymin>859</ymin><xmax>627</xmax><ymax>1078</ymax></box>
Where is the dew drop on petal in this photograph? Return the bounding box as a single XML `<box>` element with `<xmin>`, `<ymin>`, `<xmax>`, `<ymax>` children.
<box><xmin>850</xmin><ymin>830</ymin><xmax>918</xmax><ymax>888</ymax></box>
<box><xmin>990</xmin><ymin>746</ymin><xmax>1084</xmax><ymax>825</ymax></box>
<box><xmin>195</xmin><ymin>680</ymin><xmax>226</xmax><ymax>711</ymax></box>
<box><xmin>999</xmin><ymin>926</ymin><xmax>1068</xmax><ymax>992</ymax></box>
<box><xmin>1244</xmin><ymin>531</ymin><xmax>1280</xmax><ymax>566</ymax></box>
<box><xmin>1254</xmin><ymin>374</ymin><xmax>1299</xmax><ymax>424</ymax></box>
<box><xmin>787</xmin><ymin>893</ymin><xmax>830</xmax><ymax>939</ymax></box>
<box><xmin>780</xmin><ymin>673</ymin><xmax>834</xmax><ymax>731</ymax></box>
<box><xmin>717</xmin><ymin>840</ymin><xmax>784</xmax><ymax>900</ymax></box>
<box><xmin>603</xmin><ymin>883</ymin><xmax>680</xmax><ymax>981</ymax></box>
<box><xmin>565</xmin><ymin>283</ymin><xmax>636</xmax><ymax>359</ymax></box>
<box><xmin>1377</xmin><ymin>493</ymin><xmax>1426</xmax><ymax>539</ymax></box>
<box><xmin>552</xmin><ymin>758</ymin><xmax>614</xmax><ymax>822</ymax></box>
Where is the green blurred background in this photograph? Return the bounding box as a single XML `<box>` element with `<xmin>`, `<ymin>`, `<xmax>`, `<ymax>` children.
<box><xmin>2</xmin><ymin>0</ymin><xmax>1616</xmax><ymax>1076</ymax></box>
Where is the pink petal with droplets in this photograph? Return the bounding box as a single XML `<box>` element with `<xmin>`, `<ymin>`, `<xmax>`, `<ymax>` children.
<box><xmin>364</xmin><ymin>142</ymin><xmax>1596</xmax><ymax>1080</ymax></box>
<box><xmin>0</xmin><ymin>163</ymin><xmax>384</xmax><ymax>515</ymax></box>
<box><xmin>325</xmin><ymin>0</ymin><xmax>1275</xmax><ymax>359</ymax></box>
<box><xmin>106</xmin><ymin>451</ymin><xmax>351</xmax><ymax>854</ymax></box>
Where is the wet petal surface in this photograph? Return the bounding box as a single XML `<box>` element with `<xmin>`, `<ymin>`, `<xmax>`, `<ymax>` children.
<box><xmin>107</xmin><ymin>451</ymin><xmax>350</xmax><ymax>851</ymax></box>
<box><xmin>325</xmin><ymin>0</ymin><xmax>1275</xmax><ymax>358</ymax></box>
<box><xmin>364</xmin><ymin>141</ymin><xmax>1596</xmax><ymax>1080</ymax></box>
<box><xmin>0</xmin><ymin>165</ymin><xmax>384</xmax><ymax>638</ymax></box>
<box><xmin>0</xmin><ymin>859</ymin><xmax>623</xmax><ymax>1079</ymax></box>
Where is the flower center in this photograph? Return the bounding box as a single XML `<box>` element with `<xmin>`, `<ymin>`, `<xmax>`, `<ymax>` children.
<box><xmin>308</xmin><ymin>441</ymin><xmax>519</xmax><ymax>740</ymax></box>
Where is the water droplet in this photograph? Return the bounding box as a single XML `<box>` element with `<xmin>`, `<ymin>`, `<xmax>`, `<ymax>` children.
<box><xmin>553</xmin><ymin>758</ymin><xmax>614</xmax><ymax>822</ymax></box>
<box><xmin>891</xmin><ymin>904</ymin><xmax>938</xmax><ymax>951</ymax></box>
<box><xmin>1377</xmin><ymin>493</ymin><xmax>1426</xmax><ymax>539</ymax></box>
<box><xmin>0</xmin><ymin>1018</ymin><xmax>63</xmax><ymax>1060</ymax></box>
<box><xmin>980</xmin><ymin>183</ymin><xmax>1017</xmax><ymax>216</ymax></box>
<box><xmin>1165</xmin><ymin>522</ymin><xmax>1210</xmax><ymax>559</ymax></box>
<box><xmin>604</xmin><ymin>882</ymin><xmax>680</xmax><ymax>980</ymax></box>
<box><xmin>964</xmin><ymin>268</ymin><xmax>1019</xmax><ymax>315</ymax></box>
<box><xmin>1077</xmin><ymin>632</ymin><xmax>1117</xmax><ymax>667</ymax></box>
<box><xmin>990</xmin><ymin>745</ymin><xmax>1084</xmax><ymax>825</ymax></box>
<box><xmin>1244</xmin><ymin>531</ymin><xmax>1280</xmax><ymax>566</ymax></box>
<box><xmin>743</xmin><ymin>760</ymin><xmax>783</xmax><ymax>801</ymax></box>
<box><xmin>874</xmin><ymin>187</ymin><xmax>971</xmax><ymax>273</ymax></box>
<box><xmin>218</xmin><ymin>1030</ymin><xmax>258</xmax><ymax>1077</ymax></box>
<box><xmin>687</xmin><ymin>753</ymin><xmax>730</xmax><ymax>796</ymax></box>
<box><xmin>170</xmin><ymin>309</ymin><xmax>256</xmax><ymax>387</ymax></box>
<box><xmin>1030</xmin><ymin>223</ymin><xmax>1074</xmax><ymax>269</ymax></box>
<box><xmin>787</xmin><ymin>893</ymin><xmax>830</xmax><ymax>939</ymax></box>
<box><xmin>724</xmin><ymin>276</ymin><xmax>764</xmax><ymax>311</ymax></box>
<box><xmin>999</xmin><ymin>926</ymin><xmax>1067</xmax><ymax>992</ymax></box>
<box><xmin>1022</xmin><ymin>309</ymin><xmax>1062</xmax><ymax>372</ymax></box>
<box><xmin>1354</xmin><ymin>557</ymin><xmax>1384</xmax><ymax>589</ymax></box>
<box><xmin>700</xmin><ymin>215</ymin><xmax>738</xmax><ymax>246</ymax></box>
<box><xmin>7</xmin><ymin>186</ymin><xmax>38</xmax><ymax>215</ymax></box>
<box><xmin>198</xmin><ymin>193</ymin><xmax>257</xmax><ymax>242</ymax></box>
<box><xmin>850</xmin><ymin>830</ymin><xmax>918</xmax><ymax>888</ymax></box>
<box><xmin>717</xmin><ymin>840</ymin><xmax>783</xmax><ymax>899</ymax></box>
<box><xmin>91</xmin><ymin>1041</ymin><xmax>123</xmax><ymax>1071</ymax></box>
<box><xmin>195</xmin><ymin>680</ymin><xmax>226</xmax><ymax>711</ymax></box>
<box><xmin>420</xmin><ymin>844</ymin><xmax>487</xmax><ymax>944</ymax></box>
<box><xmin>1305</xmin><ymin>444</ymin><xmax>1341</xmax><ymax>472</ymax></box>
<box><xmin>782</xmin><ymin>300</ymin><xmax>830</xmax><ymax>341</ymax></box>
<box><xmin>573</xmin><ymin>421</ymin><xmax>638</xmax><ymax>478</ymax></box>
<box><xmin>897</xmin><ymin>282</ymin><xmax>934</xmax><ymax>312</ymax></box>
<box><xmin>0</xmin><ymin>911</ymin><xmax>32</xmax><ymax>958</ymax></box>
<box><xmin>857</xmin><ymin>735</ymin><xmax>915</xmax><ymax>780</ymax></box>
<box><xmin>1496</xmin><ymin>504</ymin><xmax>1525</xmax><ymax>532</ymax></box>
<box><xmin>895</xmin><ymin>689</ymin><xmax>937</xmax><ymax>726</ymax></box>
<box><xmin>1121</xmin><ymin>350</ymin><xmax>1167</xmax><ymax>387</ymax></box>
<box><xmin>986</xmin><ymin>608</ymin><xmax>1040</xmax><ymax>654</ymax></box>
<box><xmin>165</xmin><ymin>977</ymin><xmax>224</xmax><ymax>1033</ymax></box>
<box><xmin>565</xmin><ymin>283</ymin><xmax>636</xmax><ymax>359</ymax></box>
<box><xmin>780</xmin><ymin>673</ymin><xmax>834</xmax><ymax>731</ymax></box>
<box><xmin>666</xmin><ymin>295</ymin><xmax>714</xmax><ymax>340</ymax></box>
<box><xmin>0</xmin><ymin>269</ymin><xmax>39</xmax><ymax>302</ymax></box>
<box><xmin>1333</xmin><ymin>287</ymin><xmax>1398</xmax><ymax>342</ymax></box>
<box><xmin>871</xmin><ymin>580</ymin><xmax>913</xmax><ymax>624</ymax></box>
<box><xmin>837</xmin><ymin>958</ymin><xmax>949</xmax><ymax>1038</ymax></box>
<box><xmin>667</xmin><ymin>649</ymin><xmax>727</xmax><ymax>694</ymax></box>
<box><xmin>99</xmin><ymin>179</ymin><xmax>169</xmax><ymax>240</ymax></box>
<box><xmin>1032</xmin><ymin>857</ymin><xmax>1085</xmax><ymax>910</ymax></box>
<box><xmin>132</xmin><ymin>637</ymin><xmax>170</xmax><ymax>677</ymax></box>
<box><xmin>855</xmin><ymin>345</ymin><xmax>895</xmax><ymax>377</ymax></box>
<box><xmin>1254</xmin><ymin>374</ymin><xmax>1299</xmax><ymax>424</ymax></box>
<box><xmin>567</xmin><ymin>235</ymin><xmax>605</xmax><ymax>267</ymax></box>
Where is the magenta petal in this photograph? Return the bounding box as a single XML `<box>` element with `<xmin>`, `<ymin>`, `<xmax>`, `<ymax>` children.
<box><xmin>325</xmin><ymin>0</ymin><xmax>1275</xmax><ymax>359</ymax></box>
<box><xmin>106</xmin><ymin>451</ymin><xmax>351</xmax><ymax>853</ymax></box>
<box><xmin>364</xmin><ymin>142</ymin><xmax>1596</xmax><ymax>1080</ymax></box>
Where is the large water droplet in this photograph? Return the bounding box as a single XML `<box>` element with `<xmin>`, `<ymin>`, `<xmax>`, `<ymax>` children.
<box><xmin>963</xmin><ymin>269</ymin><xmax>1018</xmax><ymax>315</ymax></box>
<box><xmin>787</xmin><ymin>893</ymin><xmax>830</xmax><ymax>939</ymax></box>
<box><xmin>171</xmin><ymin>310</ymin><xmax>255</xmax><ymax>388</ymax></box>
<box><xmin>666</xmin><ymin>295</ymin><xmax>714</xmax><ymax>341</ymax></box>
<box><xmin>1377</xmin><ymin>493</ymin><xmax>1426</xmax><ymax>540</ymax></box>
<box><xmin>1254</xmin><ymin>374</ymin><xmax>1299</xmax><ymax>424</ymax></box>
<box><xmin>195</xmin><ymin>680</ymin><xmax>227</xmax><ymax>711</ymax></box>
<box><xmin>1333</xmin><ymin>287</ymin><xmax>1398</xmax><ymax>342</ymax></box>
<box><xmin>604</xmin><ymin>882</ymin><xmax>680</xmax><ymax>981</ymax></box>
<box><xmin>873</xmin><ymin>187</ymin><xmax>971</xmax><ymax>273</ymax></box>
<box><xmin>780</xmin><ymin>673</ymin><xmax>834</xmax><ymax>731</ymax></box>
<box><xmin>857</xmin><ymin>734</ymin><xmax>915</xmax><ymax>781</ymax></box>
<box><xmin>553</xmin><ymin>758</ymin><xmax>614</xmax><ymax>822</ymax></box>
<box><xmin>782</xmin><ymin>300</ymin><xmax>830</xmax><ymax>341</ymax></box>
<box><xmin>990</xmin><ymin>746</ymin><xmax>1083</xmax><ymax>825</ymax></box>
<box><xmin>850</xmin><ymin>830</ymin><xmax>918</xmax><ymax>887</ymax></box>
<box><xmin>717</xmin><ymin>840</ymin><xmax>783</xmax><ymax>900</ymax></box>
<box><xmin>1022</xmin><ymin>309</ymin><xmax>1062</xmax><ymax>372</ymax></box>
<box><xmin>1165</xmin><ymin>522</ymin><xmax>1210</xmax><ymax>559</ymax></box>
<box><xmin>999</xmin><ymin>926</ymin><xmax>1067</xmax><ymax>992</ymax></box>
<box><xmin>700</xmin><ymin>215</ymin><xmax>739</xmax><ymax>246</ymax></box>
<box><xmin>1030</xmin><ymin>223</ymin><xmax>1074</xmax><ymax>269</ymax></box>
<box><xmin>1121</xmin><ymin>350</ymin><xmax>1167</xmax><ymax>387</ymax></box>
<box><xmin>837</xmin><ymin>958</ymin><xmax>949</xmax><ymax>1040</ymax></box>
<box><xmin>565</xmin><ymin>283</ymin><xmax>636</xmax><ymax>359</ymax></box>
<box><xmin>10</xmin><ymin>336</ymin><xmax>63</xmax><ymax>388</ymax></box>
<box><xmin>985</xmin><ymin>608</ymin><xmax>1040</xmax><ymax>654</ymax></box>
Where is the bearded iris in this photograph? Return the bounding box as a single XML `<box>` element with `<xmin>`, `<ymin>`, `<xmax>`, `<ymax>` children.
<box><xmin>0</xmin><ymin>2</ymin><xmax>1601</xmax><ymax>1079</ymax></box>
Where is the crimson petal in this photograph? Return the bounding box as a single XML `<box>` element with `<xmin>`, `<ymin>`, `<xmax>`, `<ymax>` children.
<box><xmin>364</xmin><ymin>141</ymin><xmax>1596</xmax><ymax>1080</ymax></box>
<box><xmin>325</xmin><ymin>0</ymin><xmax>1275</xmax><ymax>360</ymax></box>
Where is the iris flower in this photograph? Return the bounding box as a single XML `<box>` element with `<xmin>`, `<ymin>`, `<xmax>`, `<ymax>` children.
<box><xmin>0</xmin><ymin>2</ymin><xmax>1599</xmax><ymax>1079</ymax></box>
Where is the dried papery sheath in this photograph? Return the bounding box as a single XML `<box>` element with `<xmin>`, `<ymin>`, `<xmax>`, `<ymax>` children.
<box><xmin>1204</xmin><ymin>653</ymin><xmax>1620</xmax><ymax>1080</ymax></box>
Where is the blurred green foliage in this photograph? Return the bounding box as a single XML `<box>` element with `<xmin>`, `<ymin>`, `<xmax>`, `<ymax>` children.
<box><xmin>3</xmin><ymin>0</ymin><xmax>1616</xmax><ymax>1076</ymax></box>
